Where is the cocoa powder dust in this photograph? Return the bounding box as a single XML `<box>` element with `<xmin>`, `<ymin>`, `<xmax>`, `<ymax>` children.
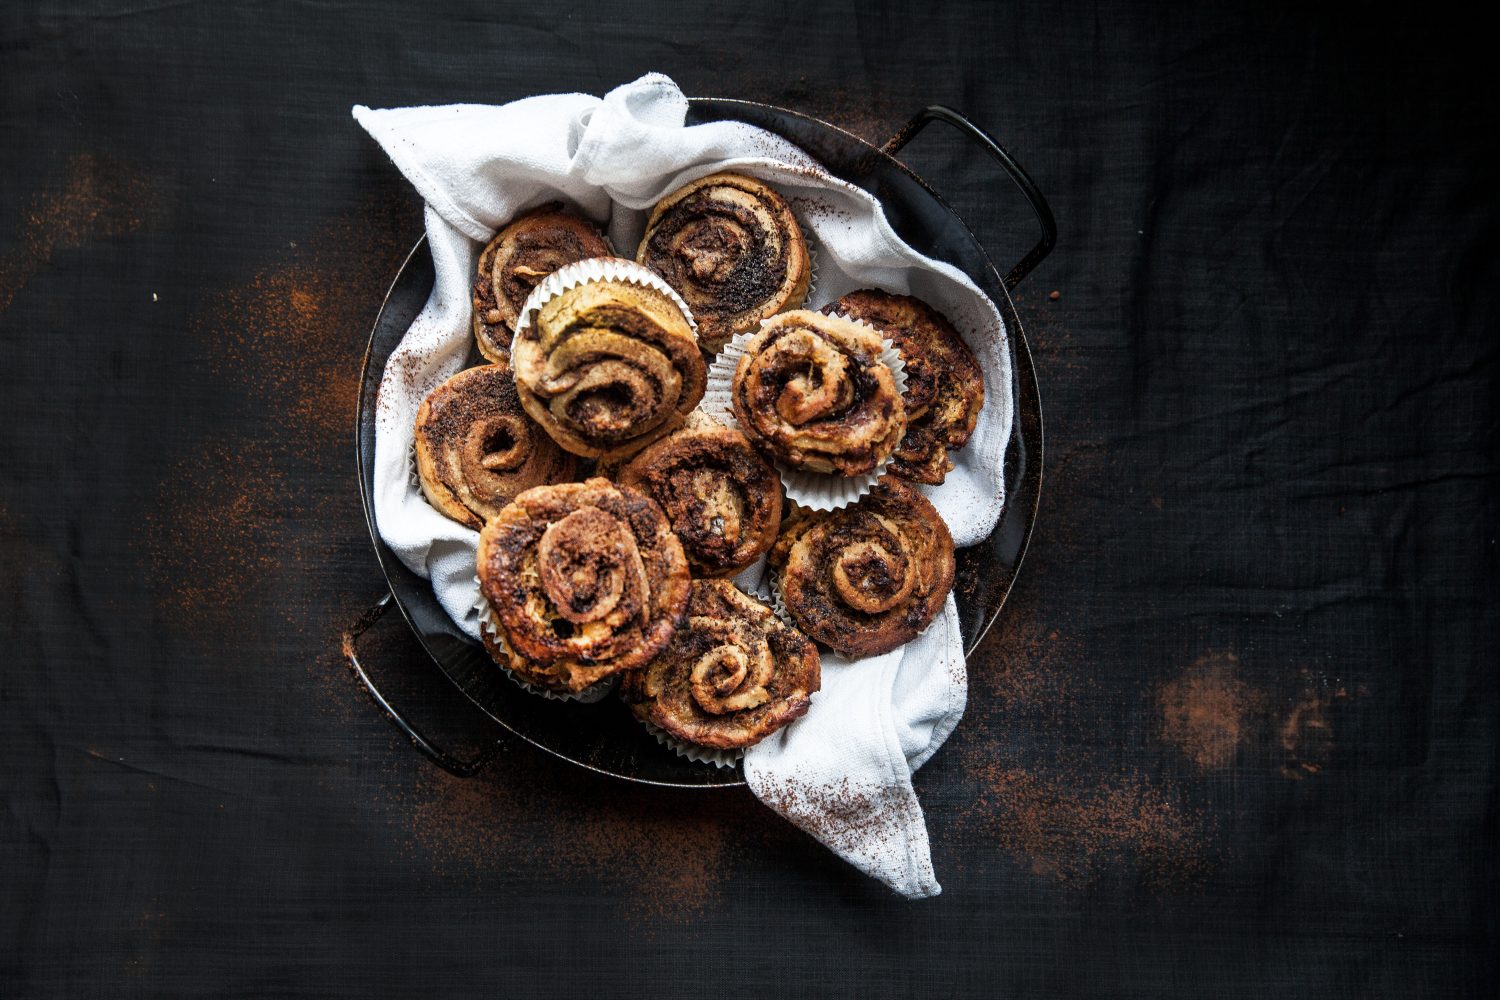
<box><xmin>0</xmin><ymin>153</ymin><xmax>152</xmax><ymax>313</ymax></box>
<box><xmin>1157</xmin><ymin>651</ymin><xmax>1260</xmax><ymax>770</ymax></box>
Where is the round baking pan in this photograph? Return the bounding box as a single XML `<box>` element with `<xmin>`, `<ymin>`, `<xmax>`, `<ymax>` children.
<box><xmin>347</xmin><ymin>99</ymin><xmax>1054</xmax><ymax>788</ymax></box>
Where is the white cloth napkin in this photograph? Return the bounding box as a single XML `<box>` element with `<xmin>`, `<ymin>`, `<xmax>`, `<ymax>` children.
<box><xmin>354</xmin><ymin>73</ymin><xmax>1011</xmax><ymax>899</ymax></box>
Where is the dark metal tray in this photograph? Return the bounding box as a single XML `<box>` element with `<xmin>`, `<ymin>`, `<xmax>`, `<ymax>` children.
<box><xmin>347</xmin><ymin>99</ymin><xmax>1054</xmax><ymax>788</ymax></box>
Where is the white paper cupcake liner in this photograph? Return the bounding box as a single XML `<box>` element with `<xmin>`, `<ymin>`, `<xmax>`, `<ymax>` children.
<box><xmin>639</xmin><ymin>719</ymin><xmax>744</xmax><ymax>769</ymax></box>
<box><xmin>513</xmin><ymin>256</ymin><xmax>699</xmax><ymax>341</ymax></box>
<box><xmin>800</xmin><ymin>228</ymin><xmax>819</xmax><ymax>307</ymax></box>
<box><xmin>474</xmin><ymin>592</ymin><xmax>617</xmax><ymax>704</ymax></box>
<box><xmin>765</xmin><ymin>569</ymin><xmax>798</xmax><ymax>630</ymax></box>
<box><xmin>702</xmin><ymin>312</ymin><xmax>908</xmax><ymax>511</ymax></box>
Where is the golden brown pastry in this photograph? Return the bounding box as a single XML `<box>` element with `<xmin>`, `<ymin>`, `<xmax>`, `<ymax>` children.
<box><xmin>510</xmin><ymin>275</ymin><xmax>706</xmax><ymax>460</ymax></box>
<box><xmin>617</xmin><ymin>412</ymin><xmax>783</xmax><ymax>578</ymax></box>
<box><xmin>731</xmin><ymin>309</ymin><xmax>906</xmax><ymax>476</ymax></box>
<box><xmin>769</xmin><ymin>478</ymin><xmax>953</xmax><ymax>658</ymax></box>
<box><xmin>826</xmin><ymin>290</ymin><xmax>984</xmax><ymax>485</ymax></box>
<box><xmin>413</xmin><ymin>363</ymin><xmax>576</xmax><ymax>530</ymax></box>
<box><xmin>637</xmin><ymin>173</ymin><xmax>810</xmax><ymax>354</ymax></box>
<box><xmin>477</xmin><ymin>478</ymin><xmax>690</xmax><ymax>694</ymax></box>
<box><xmin>471</xmin><ymin>204</ymin><xmax>612</xmax><ymax>361</ymax></box>
<box><xmin>619</xmin><ymin>580</ymin><xmax>820</xmax><ymax>749</ymax></box>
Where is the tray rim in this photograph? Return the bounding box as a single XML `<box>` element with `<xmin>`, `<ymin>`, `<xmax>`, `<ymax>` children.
<box><xmin>353</xmin><ymin>98</ymin><xmax>1045</xmax><ymax>788</ymax></box>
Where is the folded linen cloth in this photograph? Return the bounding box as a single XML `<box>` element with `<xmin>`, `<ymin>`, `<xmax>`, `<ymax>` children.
<box><xmin>354</xmin><ymin>73</ymin><xmax>1010</xmax><ymax>899</ymax></box>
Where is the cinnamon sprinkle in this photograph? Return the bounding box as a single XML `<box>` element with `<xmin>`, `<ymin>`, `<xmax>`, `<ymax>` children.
<box><xmin>402</xmin><ymin>762</ymin><xmax>757</xmax><ymax>921</ymax></box>
<box><xmin>1157</xmin><ymin>651</ymin><xmax>1260</xmax><ymax>770</ymax></box>
<box><xmin>0</xmin><ymin>153</ymin><xmax>153</xmax><ymax>313</ymax></box>
<box><xmin>970</xmin><ymin>763</ymin><xmax>1208</xmax><ymax>885</ymax></box>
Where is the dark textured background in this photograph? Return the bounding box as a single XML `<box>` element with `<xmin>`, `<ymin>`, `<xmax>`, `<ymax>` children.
<box><xmin>2</xmin><ymin>2</ymin><xmax>1495</xmax><ymax>996</ymax></box>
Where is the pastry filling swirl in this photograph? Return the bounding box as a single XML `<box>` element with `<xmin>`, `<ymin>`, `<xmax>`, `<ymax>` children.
<box><xmin>472</xmin><ymin>205</ymin><xmax>611</xmax><ymax>360</ymax></box>
<box><xmin>688</xmin><ymin>620</ymin><xmax>774</xmax><ymax>715</ymax></box>
<box><xmin>618</xmin><ymin>420</ymin><xmax>782</xmax><ymax>577</ymax></box>
<box><xmin>513</xmin><ymin>279</ymin><xmax>706</xmax><ymax>460</ymax></box>
<box><xmin>414</xmin><ymin>364</ymin><xmax>576</xmax><ymax>530</ymax></box>
<box><xmin>638</xmin><ymin>173</ymin><xmax>810</xmax><ymax>352</ymax></box>
<box><xmin>769</xmin><ymin>479</ymin><xmax>954</xmax><ymax>659</ymax></box>
<box><xmin>619</xmin><ymin>580</ymin><xmax>820</xmax><ymax>750</ymax></box>
<box><xmin>732</xmin><ymin>310</ymin><xmax>906</xmax><ymax>476</ymax></box>
<box><xmin>824</xmin><ymin>290</ymin><xmax>985</xmax><ymax>485</ymax></box>
<box><xmin>478</xmin><ymin>478</ymin><xmax>690</xmax><ymax>692</ymax></box>
<box><xmin>829</xmin><ymin>515</ymin><xmax>917</xmax><ymax>614</ymax></box>
<box><xmin>644</xmin><ymin>187</ymin><xmax>786</xmax><ymax>314</ymax></box>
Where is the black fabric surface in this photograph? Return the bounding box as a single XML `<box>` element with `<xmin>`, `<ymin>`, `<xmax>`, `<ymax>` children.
<box><xmin>2</xmin><ymin>2</ymin><xmax>1495</xmax><ymax>996</ymax></box>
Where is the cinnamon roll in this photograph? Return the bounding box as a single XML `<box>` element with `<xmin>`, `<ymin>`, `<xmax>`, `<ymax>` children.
<box><xmin>827</xmin><ymin>290</ymin><xmax>984</xmax><ymax>485</ymax></box>
<box><xmin>477</xmin><ymin>478</ymin><xmax>691</xmax><ymax>693</ymax></box>
<box><xmin>637</xmin><ymin>173</ymin><xmax>810</xmax><ymax>354</ymax></box>
<box><xmin>617</xmin><ymin>412</ymin><xmax>783</xmax><ymax>578</ymax></box>
<box><xmin>511</xmin><ymin>274</ymin><xmax>706</xmax><ymax>460</ymax></box>
<box><xmin>769</xmin><ymin>478</ymin><xmax>954</xmax><ymax>658</ymax></box>
<box><xmin>413</xmin><ymin>363</ymin><xmax>576</xmax><ymax>530</ymax></box>
<box><xmin>619</xmin><ymin>580</ymin><xmax>820</xmax><ymax>749</ymax></box>
<box><xmin>731</xmin><ymin>309</ymin><xmax>906</xmax><ymax>476</ymax></box>
<box><xmin>471</xmin><ymin>204</ymin><xmax>612</xmax><ymax>361</ymax></box>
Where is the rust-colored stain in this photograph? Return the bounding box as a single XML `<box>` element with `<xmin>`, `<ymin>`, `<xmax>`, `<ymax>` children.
<box><xmin>143</xmin><ymin>438</ymin><xmax>292</xmax><ymax>622</ymax></box>
<box><xmin>1156</xmin><ymin>653</ymin><xmax>1363</xmax><ymax>780</ymax></box>
<box><xmin>0</xmin><ymin>153</ymin><xmax>151</xmax><ymax>313</ymax></box>
<box><xmin>401</xmin><ymin>762</ymin><xmax>768</xmax><ymax>921</ymax></box>
<box><xmin>204</xmin><ymin>222</ymin><xmax>404</xmax><ymax>456</ymax></box>
<box><xmin>1279</xmin><ymin>667</ymin><xmax>1362</xmax><ymax>780</ymax></box>
<box><xmin>970</xmin><ymin>763</ymin><xmax>1206</xmax><ymax>884</ymax></box>
<box><xmin>969</xmin><ymin>585</ymin><xmax>1084</xmax><ymax>714</ymax></box>
<box><xmin>1158</xmin><ymin>651</ymin><xmax>1260</xmax><ymax>771</ymax></box>
<box><xmin>960</xmin><ymin>589</ymin><xmax>1208</xmax><ymax>887</ymax></box>
<box><xmin>140</xmin><ymin>207</ymin><xmax>409</xmax><ymax>635</ymax></box>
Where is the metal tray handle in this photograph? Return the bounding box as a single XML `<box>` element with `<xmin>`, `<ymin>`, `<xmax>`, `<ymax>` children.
<box><xmin>342</xmin><ymin>593</ymin><xmax>501</xmax><ymax>778</ymax></box>
<box><xmin>881</xmin><ymin>105</ymin><xmax>1057</xmax><ymax>291</ymax></box>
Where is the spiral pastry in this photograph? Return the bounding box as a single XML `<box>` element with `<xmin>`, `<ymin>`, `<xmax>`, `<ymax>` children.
<box><xmin>617</xmin><ymin>412</ymin><xmax>783</xmax><ymax>578</ymax></box>
<box><xmin>637</xmin><ymin>173</ymin><xmax>811</xmax><ymax>354</ymax></box>
<box><xmin>769</xmin><ymin>478</ymin><xmax>954</xmax><ymax>658</ymax></box>
<box><xmin>413</xmin><ymin>363</ymin><xmax>577</xmax><ymax>530</ymax></box>
<box><xmin>619</xmin><ymin>580</ymin><xmax>820</xmax><ymax>749</ymax></box>
<box><xmin>827</xmin><ymin>290</ymin><xmax>984</xmax><ymax>485</ymax></box>
<box><xmin>477</xmin><ymin>478</ymin><xmax>690</xmax><ymax>693</ymax></box>
<box><xmin>511</xmin><ymin>276</ymin><xmax>706</xmax><ymax>460</ymax></box>
<box><xmin>731</xmin><ymin>309</ymin><xmax>907</xmax><ymax>476</ymax></box>
<box><xmin>471</xmin><ymin>204</ymin><xmax>612</xmax><ymax>361</ymax></box>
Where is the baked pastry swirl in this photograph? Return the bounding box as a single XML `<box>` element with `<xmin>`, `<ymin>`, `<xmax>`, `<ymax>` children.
<box><xmin>827</xmin><ymin>290</ymin><xmax>984</xmax><ymax>485</ymax></box>
<box><xmin>731</xmin><ymin>309</ymin><xmax>906</xmax><ymax>476</ymax></box>
<box><xmin>477</xmin><ymin>478</ymin><xmax>691</xmax><ymax>693</ymax></box>
<box><xmin>617</xmin><ymin>413</ymin><xmax>783</xmax><ymax>578</ymax></box>
<box><xmin>471</xmin><ymin>204</ymin><xmax>612</xmax><ymax>361</ymax></box>
<box><xmin>413</xmin><ymin>363</ymin><xmax>576</xmax><ymax>530</ymax></box>
<box><xmin>769</xmin><ymin>478</ymin><xmax>954</xmax><ymax>658</ymax></box>
<box><xmin>619</xmin><ymin>580</ymin><xmax>820</xmax><ymax>749</ymax></box>
<box><xmin>637</xmin><ymin>173</ymin><xmax>811</xmax><ymax>354</ymax></box>
<box><xmin>511</xmin><ymin>275</ymin><xmax>706</xmax><ymax>460</ymax></box>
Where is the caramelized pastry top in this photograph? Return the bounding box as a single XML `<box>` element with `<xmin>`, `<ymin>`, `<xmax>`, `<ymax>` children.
<box><xmin>619</xmin><ymin>579</ymin><xmax>819</xmax><ymax>749</ymax></box>
<box><xmin>638</xmin><ymin>173</ymin><xmax>810</xmax><ymax>354</ymax></box>
<box><xmin>769</xmin><ymin>478</ymin><xmax>953</xmax><ymax>657</ymax></box>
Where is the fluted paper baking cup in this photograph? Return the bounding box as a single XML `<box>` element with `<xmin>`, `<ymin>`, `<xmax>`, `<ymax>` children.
<box><xmin>702</xmin><ymin>312</ymin><xmax>908</xmax><ymax>511</ymax></box>
<box><xmin>800</xmin><ymin>228</ymin><xmax>819</xmax><ymax>306</ymax></box>
<box><xmin>476</xmin><ymin>596</ymin><xmax>616</xmax><ymax>704</ymax></box>
<box><xmin>639</xmin><ymin>719</ymin><xmax>744</xmax><ymax>769</ymax></box>
<box><xmin>513</xmin><ymin>256</ymin><xmax>699</xmax><ymax>340</ymax></box>
<box><xmin>765</xmin><ymin>569</ymin><xmax>798</xmax><ymax>630</ymax></box>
